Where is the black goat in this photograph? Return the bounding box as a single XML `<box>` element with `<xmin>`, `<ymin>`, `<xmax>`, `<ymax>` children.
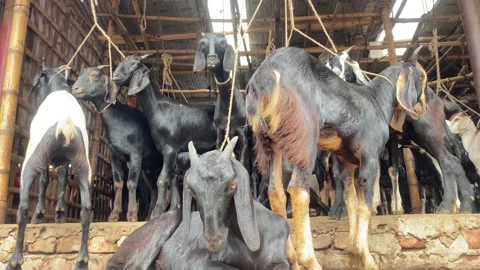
<box><xmin>324</xmin><ymin>49</ymin><xmax>474</xmax><ymax>216</ymax></box>
<box><xmin>112</xmin><ymin>55</ymin><xmax>217</xmax><ymax>218</ymax></box>
<box><xmin>72</xmin><ymin>65</ymin><xmax>163</xmax><ymax>222</ymax></box>
<box><xmin>246</xmin><ymin>46</ymin><xmax>428</xmax><ymax>269</ymax></box>
<box><xmin>9</xmin><ymin>68</ymin><xmax>91</xmax><ymax>270</ymax></box>
<box><xmin>193</xmin><ymin>33</ymin><xmax>249</xmax><ymax>167</ymax></box>
<box><xmin>107</xmin><ymin>137</ymin><xmax>290</xmax><ymax>269</ymax></box>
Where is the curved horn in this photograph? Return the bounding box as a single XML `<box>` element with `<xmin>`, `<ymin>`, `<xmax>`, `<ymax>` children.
<box><xmin>96</xmin><ymin>65</ymin><xmax>110</xmax><ymax>70</ymax></box>
<box><xmin>140</xmin><ymin>54</ymin><xmax>152</xmax><ymax>60</ymax></box>
<box><xmin>221</xmin><ymin>136</ymin><xmax>238</xmax><ymax>160</ymax></box>
<box><xmin>411</xmin><ymin>45</ymin><xmax>423</xmax><ymax>65</ymax></box>
<box><xmin>343</xmin><ymin>45</ymin><xmax>355</xmax><ymax>54</ymax></box>
<box><xmin>188</xmin><ymin>141</ymin><xmax>199</xmax><ymax>163</ymax></box>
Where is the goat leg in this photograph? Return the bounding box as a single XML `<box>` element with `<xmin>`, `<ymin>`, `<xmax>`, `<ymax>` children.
<box><xmin>328</xmin><ymin>155</ymin><xmax>347</xmax><ymax>220</ymax></box>
<box><xmin>55</xmin><ymin>162</ymin><xmax>69</xmax><ymax>223</ymax></box>
<box><xmin>108</xmin><ymin>155</ymin><xmax>124</xmax><ymax>222</ymax></box>
<box><xmin>151</xmin><ymin>151</ymin><xmax>177</xmax><ymax>218</ymax></box>
<box><xmin>9</xmin><ymin>165</ymin><xmax>37</xmax><ymax>269</ymax></box>
<box><xmin>268</xmin><ymin>150</ymin><xmax>300</xmax><ymax>270</ymax></box>
<box><xmin>126</xmin><ymin>155</ymin><xmax>142</xmax><ymax>222</ymax></box>
<box><xmin>31</xmin><ymin>168</ymin><xmax>50</xmax><ymax>224</ymax></box>
<box><xmin>388</xmin><ymin>167</ymin><xmax>404</xmax><ymax>215</ymax></box>
<box><xmin>74</xmin><ymin>161</ymin><xmax>91</xmax><ymax>270</ymax></box>
<box><xmin>353</xmin><ymin>157</ymin><xmax>379</xmax><ymax>270</ymax></box>
<box><xmin>287</xmin><ymin>167</ymin><xmax>322</xmax><ymax>270</ymax></box>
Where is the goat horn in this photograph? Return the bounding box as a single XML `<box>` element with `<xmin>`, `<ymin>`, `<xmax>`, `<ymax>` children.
<box><xmin>411</xmin><ymin>45</ymin><xmax>423</xmax><ymax>65</ymax></box>
<box><xmin>221</xmin><ymin>137</ymin><xmax>239</xmax><ymax>160</ymax></box>
<box><xmin>343</xmin><ymin>45</ymin><xmax>355</xmax><ymax>54</ymax></box>
<box><xmin>140</xmin><ymin>54</ymin><xmax>152</xmax><ymax>60</ymax></box>
<box><xmin>96</xmin><ymin>65</ymin><xmax>110</xmax><ymax>70</ymax></box>
<box><xmin>188</xmin><ymin>141</ymin><xmax>199</xmax><ymax>163</ymax></box>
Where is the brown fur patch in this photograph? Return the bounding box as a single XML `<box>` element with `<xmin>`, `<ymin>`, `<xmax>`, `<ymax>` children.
<box><xmin>318</xmin><ymin>130</ymin><xmax>342</xmax><ymax>151</ymax></box>
<box><xmin>250</xmin><ymin>80</ymin><xmax>312</xmax><ymax>175</ymax></box>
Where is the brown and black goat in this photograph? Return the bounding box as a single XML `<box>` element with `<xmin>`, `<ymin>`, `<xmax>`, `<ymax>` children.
<box><xmin>246</xmin><ymin>46</ymin><xmax>428</xmax><ymax>269</ymax></box>
<box><xmin>106</xmin><ymin>137</ymin><xmax>290</xmax><ymax>270</ymax></box>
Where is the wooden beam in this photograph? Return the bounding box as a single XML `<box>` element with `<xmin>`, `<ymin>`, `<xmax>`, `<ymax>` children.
<box><xmin>381</xmin><ymin>3</ymin><xmax>396</xmax><ymax>64</ymax></box>
<box><xmin>131</xmin><ymin>0</ymin><xmax>150</xmax><ymax>50</ymax></box>
<box><xmin>104</xmin><ymin>0</ymin><xmax>137</xmax><ymax>50</ymax></box>
<box><xmin>103</xmin><ymin>18</ymin><xmax>374</xmax><ymax>44</ymax></box>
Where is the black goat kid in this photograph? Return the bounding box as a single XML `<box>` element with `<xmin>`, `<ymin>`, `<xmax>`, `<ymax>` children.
<box><xmin>107</xmin><ymin>137</ymin><xmax>290</xmax><ymax>270</ymax></box>
<box><xmin>72</xmin><ymin>65</ymin><xmax>163</xmax><ymax>222</ymax></box>
<box><xmin>193</xmin><ymin>33</ymin><xmax>249</xmax><ymax>168</ymax></box>
<box><xmin>113</xmin><ymin>55</ymin><xmax>217</xmax><ymax>218</ymax></box>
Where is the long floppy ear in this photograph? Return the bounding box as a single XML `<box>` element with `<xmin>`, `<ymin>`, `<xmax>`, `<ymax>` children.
<box><xmin>395</xmin><ymin>69</ymin><xmax>418</xmax><ymax>119</ymax></box>
<box><xmin>128</xmin><ymin>68</ymin><xmax>150</xmax><ymax>96</ymax></box>
<box><xmin>103</xmin><ymin>76</ymin><xmax>120</xmax><ymax>104</ymax></box>
<box><xmin>223</xmin><ymin>44</ymin><xmax>235</xmax><ymax>72</ymax></box>
<box><xmin>193</xmin><ymin>47</ymin><xmax>206</xmax><ymax>72</ymax></box>
<box><xmin>29</xmin><ymin>72</ymin><xmax>45</xmax><ymax>95</ymax></box>
<box><xmin>232</xmin><ymin>159</ymin><xmax>260</xmax><ymax>252</ymax></box>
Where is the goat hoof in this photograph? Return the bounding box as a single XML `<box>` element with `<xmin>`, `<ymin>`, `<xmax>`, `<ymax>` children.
<box><xmin>31</xmin><ymin>212</ymin><xmax>45</xmax><ymax>224</ymax></box>
<box><xmin>108</xmin><ymin>213</ymin><xmax>120</xmax><ymax>222</ymax></box>
<box><xmin>9</xmin><ymin>252</ymin><xmax>24</xmax><ymax>268</ymax></box>
<box><xmin>328</xmin><ymin>203</ymin><xmax>347</xmax><ymax>220</ymax></box>
<box><xmin>77</xmin><ymin>255</ymin><xmax>89</xmax><ymax>263</ymax></box>
<box><xmin>75</xmin><ymin>258</ymin><xmax>89</xmax><ymax>270</ymax></box>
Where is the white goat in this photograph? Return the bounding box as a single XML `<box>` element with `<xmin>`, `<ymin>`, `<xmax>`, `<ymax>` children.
<box><xmin>447</xmin><ymin>113</ymin><xmax>480</xmax><ymax>174</ymax></box>
<box><xmin>9</xmin><ymin>68</ymin><xmax>92</xmax><ymax>269</ymax></box>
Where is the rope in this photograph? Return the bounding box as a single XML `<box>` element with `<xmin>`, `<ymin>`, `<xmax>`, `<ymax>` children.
<box><xmin>286</xmin><ymin>0</ymin><xmax>295</xmax><ymax>46</ymax></box>
<box><xmin>70</xmin><ymin>0</ymin><xmax>125</xmax><ymax>79</ymax></box>
<box><xmin>284</xmin><ymin>0</ymin><xmax>288</xmax><ymax>46</ymax></box>
<box><xmin>140</xmin><ymin>0</ymin><xmax>147</xmax><ymax>31</ymax></box>
<box><xmin>161</xmin><ymin>53</ymin><xmax>188</xmax><ymax>103</ymax></box>
<box><xmin>265</xmin><ymin>30</ymin><xmax>276</xmax><ymax>57</ymax></box>
<box><xmin>220</xmin><ymin>0</ymin><xmax>264</xmax><ymax>151</ymax></box>
<box><xmin>306</xmin><ymin>0</ymin><xmax>337</xmax><ymax>53</ymax></box>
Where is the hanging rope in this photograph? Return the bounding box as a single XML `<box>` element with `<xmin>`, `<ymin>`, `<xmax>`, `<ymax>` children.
<box><xmin>306</xmin><ymin>0</ymin><xmax>337</xmax><ymax>53</ymax></box>
<box><xmin>265</xmin><ymin>30</ymin><xmax>276</xmax><ymax>57</ymax></box>
<box><xmin>140</xmin><ymin>0</ymin><xmax>147</xmax><ymax>31</ymax></box>
<box><xmin>161</xmin><ymin>53</ymin><xmax>188</xmax><ymax>103</ymax></box>
<box><xmin>286</xmin><ymin>0</ymin><xmax>295</xmax><ymax>46</ymax></box>
<box><xmin>220</xmin><ymin>0</ymin><xmax>264</xmax><ymax>151</ymax></box>
<box><xmin>73</xmin><ymin>0</ymin><xmax>125</xmax><ymax>81</ymax></box>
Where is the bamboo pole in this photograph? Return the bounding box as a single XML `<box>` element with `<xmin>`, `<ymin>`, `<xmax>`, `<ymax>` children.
<box><xmin>381</xmin><ymin>4</ymin><xmax>397</xmax><ymax>64</ymax></box>
<box><xmin>0</xmin><ymin>0</ymin><xmax>31</xmax><ymax>224</ymax></box>
<box><xmin>427</xmin><ymin>72</ymin><xmax>473</xmax><ymax>86</ymax></box>
<box><xmin>403</xmin><ymin>148</ymin><xmax>422</xmax><ymax>213</ymax></box>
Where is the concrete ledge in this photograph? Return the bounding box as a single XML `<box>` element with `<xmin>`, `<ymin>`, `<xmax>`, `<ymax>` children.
<box><xmin>0</xmin><ymin>214</ymin><xmax>479</xmax><ymax>269</ymax></box>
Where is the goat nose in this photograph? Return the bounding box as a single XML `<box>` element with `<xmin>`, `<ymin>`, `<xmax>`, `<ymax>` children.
<box><xmin>207</xmin><ymin>55</ymin><xmax>218</xmax><ymax>62</ymax></box>
<box><xmin>112</xmin><ymin>72</ymin><xmax>120</xmax><ymax>79</ymax></box>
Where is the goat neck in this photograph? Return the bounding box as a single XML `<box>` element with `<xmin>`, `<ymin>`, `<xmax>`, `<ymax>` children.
<box><xmin>213</xmin><ymin>63</ymin><xmax>233</xmax><ymax>94</ymax></box>
<box><xmin>365</xmin><ymin>66</ymin><xmax>403</xmax><ymax>121</ymax></box>
<box><xmin>90</xmin><ymin>97</ymin><xmax>114</xmax><ymax>115</ymax></box>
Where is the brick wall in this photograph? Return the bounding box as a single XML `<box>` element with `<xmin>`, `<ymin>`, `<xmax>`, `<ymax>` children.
<box><xmin>1</xmin><ymin>214</ymin><xmax>480</xmax><ymax>269</ymax></box>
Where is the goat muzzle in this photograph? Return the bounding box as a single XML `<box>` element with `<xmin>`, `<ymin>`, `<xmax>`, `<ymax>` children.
<box><xmin>72</xmin><ymin>86</ymin><xmax>84</xmax><ymax>97</ymax></box>
<box><xmin>205</xmin><ymin>234</ymin><xmax>227</xmax><ymax>253</ymax></box>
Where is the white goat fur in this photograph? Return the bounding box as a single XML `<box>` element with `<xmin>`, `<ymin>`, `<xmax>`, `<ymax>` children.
<box><xmin>21</xmin><ymin>90</ymin><xmax>91</xmax><ymax>188</ymax></box>
<box><xmin>447</xmin><ymin>114</ymin><xmax>480</xmax><ymax>176</ymax></box>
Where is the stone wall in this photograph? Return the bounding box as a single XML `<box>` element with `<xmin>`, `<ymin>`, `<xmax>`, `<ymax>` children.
<box><xmin>0</xmin><ymin>214</ymin><xmax>479</xmax><ymax>269</ymax></box>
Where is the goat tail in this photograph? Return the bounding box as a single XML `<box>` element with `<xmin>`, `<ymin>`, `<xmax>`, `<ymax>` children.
<box><xmin>246</xmin><ymin>70</ymin><xmax>311</xmax><ymax>175</ymax></box>
<box><xmin>55</xmin><ymin>117</ymin><xmax>77</xmax><ymax>147</ymax></box>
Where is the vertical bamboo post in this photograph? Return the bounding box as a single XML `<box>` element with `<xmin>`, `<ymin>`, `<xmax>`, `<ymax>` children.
<box><xmin>0</xmin><ymin>0</ymin><xmax>31</xmax><ymax>223</ymax></box>
<box><xmin>403</xmin><ymin>148</ymin><xmax>422</xmax><ymax>213</ymax></box>
<box><xmin>458</xmin><ymin>0</ymin><xmax>480</xmax><ymax>110</ymax></box>
<box><xmin>380</xmin><ymin>1</ymin><xmax>397</xmax><ymax>64</ymax></box>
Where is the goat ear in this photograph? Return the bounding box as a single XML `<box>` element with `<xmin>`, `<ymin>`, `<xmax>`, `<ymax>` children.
<box><xmin>182</xmin><ymin>170</ymin><xmax>193</xmax><ymax>249</ymax></box>
<box><xmin>223</xmin><ymin>44</ymin><xmax>235</xmax><ymax>72</ymax></box>
<box><xmin>193</xmin><ymin>48</ymin><xmax>206</xmax><ymax>72</ymax></box>
<box><xmin>395</xmin><ymin>70</ymin><xmax>418</xmax><ymax>119</ymax></box>
<box><xmin>128</xmin><ymin>68</ymin><xmax>150</xmax><ymax>96</ymax></box>
<box><xmin>318</xmin><ymin>53</ymin><xmax>330</xmax><ymax>66</ymax></box>
<box><xmin>103</xmin><ymin>76</ymin><xmax>119</xmax><ymax>104</ymax></box>
<box><xmin>29</xmin><ymin>72</ymin><xmax>46</xmax><ymax>95</ymax></box>
<box><xmin>232</xmin><ymin>159</ymin><xmax>261</xmax><ymax>252</ymax></box>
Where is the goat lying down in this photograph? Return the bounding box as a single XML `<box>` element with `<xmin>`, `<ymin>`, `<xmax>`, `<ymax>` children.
<box><xmin>107</xmin><ymin>137</ymin><xmax>290</xmax><ymax>270</ymax></box>
<box><xmin>9</xmin><ymin>69</ymin><xmax>91</xmax><ymax>270</ymax></box>
<box><xmin>246</xmin><ymin>46</ymin><xmax>427</xmax><ymax>269</ymax></box>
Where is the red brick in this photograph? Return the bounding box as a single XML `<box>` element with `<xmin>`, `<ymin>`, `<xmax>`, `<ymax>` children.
<box><xmin>462</xmin><ymin>229</ymin><xmax>480</xmax><ymax>249</ymax></box>
<box><xmin>397</xmin><ymin>234</ymin><xmax>425</xmax><ymax>249</ymax></box>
